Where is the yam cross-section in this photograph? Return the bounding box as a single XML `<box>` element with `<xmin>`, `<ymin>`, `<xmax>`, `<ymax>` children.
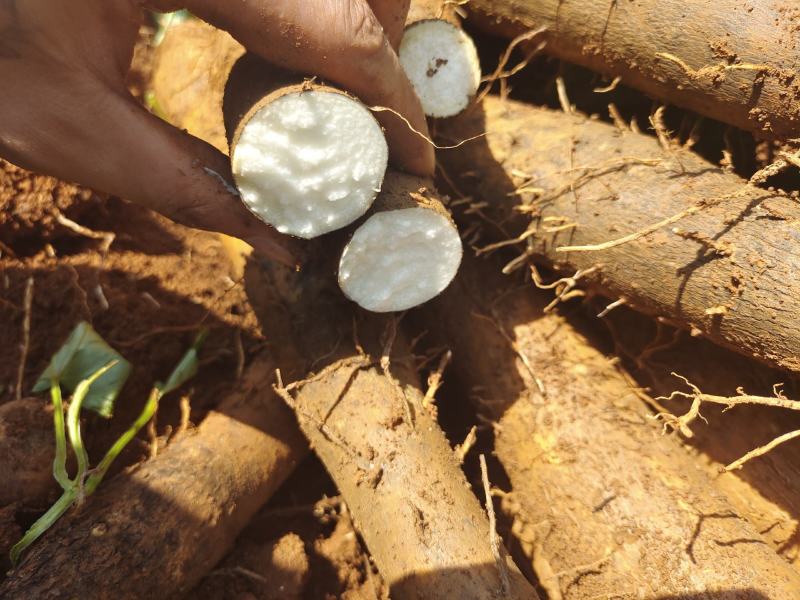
<box><xmin>223</xmin><ymin>52</ymin><xmax>463</xmax><ymax>312</ymax></box>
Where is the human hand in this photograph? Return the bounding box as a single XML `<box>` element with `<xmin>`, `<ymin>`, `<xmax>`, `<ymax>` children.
<box><xmin>0</xmin><ymin>0</ymin><xmax>432</xmax><ymax>265</ymax></box>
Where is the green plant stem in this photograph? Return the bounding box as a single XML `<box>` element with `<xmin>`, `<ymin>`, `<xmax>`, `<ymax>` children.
<box><xmin>66</xmin><ymin>386</ymin><xmax>90</xmax><ymax>487</ymax></box>
<box><xmin>85</xmin><ymin>387</ymin><xmax>162</xmax><ymax>495</ymax></box>
<box><xmin>49</xmin><ymin>381</ymin><xmax>71</xmax><ymax>490</ymax></box>
<box><xmin>65</xmin><ymin>362</ymin><xmax>117</xmax><ymax>491</ymax></box>
<box><xmin>9</xmin><ymin>487</ymin><xmax>77</xmax><ymax>564</ymax></box>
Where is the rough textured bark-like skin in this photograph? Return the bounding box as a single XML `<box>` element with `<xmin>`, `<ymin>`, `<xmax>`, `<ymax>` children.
<box><xmin>437</xmin><ymin>96</ymin><xmax>800</xmax><ymax>372</ymax></box>
<box><xmin>362</xmin><ymin>170</ymin><xmax>454</xmax><ymax>221</ymax></box>
<box><xmin>603</xmin><ymin>305</ymin><xmax>800</xmax><ymax>568</ymax></box>
<box><xmin>287</xmin><ymin>326</ymin><xmax>536</xmax><ymax>599</ymax></box>
<box><xmin>421</xmin><ymin>252</ymin><xmax>800</xmax><ymax>599</ymax></box>
<box><xmin>240</xmin><ymin>251</ymin><xmax>536</xmax><ymax>599</ymax></box>
<box><xmin>465</xmin><ymin>0</ymin><xmax>800</xmax><ymax>139</ymax></box>
<box><xmin>0</xmin><ymin>352</ymin><xmax>307</xmax><ymax>599</ymax></box>
<box><xmin>408</xmin><ymin>0</ymin><xmax>461</xmax><ymax>24</ymax></box>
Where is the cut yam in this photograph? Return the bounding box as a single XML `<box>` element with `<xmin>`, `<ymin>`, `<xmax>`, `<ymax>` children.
<box><xmin>230</xmin><ymin>86</ymin><xmax>388</xmax><ymax>238</ymax></box>
<box><xmin>338</xmin><ymin>172</ymin><xmax>462</xmax><ymax>312</ymax></box>
<box><xmin>157</xmin><ymin>24</ymin><xmax>389</xmax><ymax>240</ymax></box>
<box><xmin>224</xmin><ymin>54</ymin><xmax>463</xmax><ymax>313</ymax></box>
<box><xmin>399</xmin><ymin>19</ymin><xmax>481</xmax><ymax>118</ymax></box>
<box><xmin>155</xmin><ymin>23</ymin><xmax>462</xmax><ymax>312</ymax></box>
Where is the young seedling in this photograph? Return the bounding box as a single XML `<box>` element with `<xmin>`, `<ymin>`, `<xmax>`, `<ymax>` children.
<box><xmin>10</xmin><ymin>322</ymin><xmax>205</xmax><ymax>563</ymax></box>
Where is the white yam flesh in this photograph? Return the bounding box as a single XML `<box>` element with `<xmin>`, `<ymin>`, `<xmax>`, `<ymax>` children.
<box><xmin>399</xmin><ymin>20</ymin><xmax>481</xmax><ymax>118</ymax></box>
<box><xmin>338</xmin><ymin>208</ymin><xmax>463</xmax><ymax>312</ymax></box>
<box><xmin>231</xmin><ymin>90</ymin><xmax>388</xmax><ymax>238</ymax></box>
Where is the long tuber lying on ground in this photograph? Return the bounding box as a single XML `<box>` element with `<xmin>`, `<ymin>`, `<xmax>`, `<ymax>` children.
<box><xmin>437</xmin><ymin>96</ymin><xmax>800</xmax><ymax>372</ymax></box>
<box><xmin>237</xmin><ymin>245</ymin><xmax>536</xmax><ymax>599</ymax></box>
<box><xmin>601</xmin><ymin>303</ymin><xmax>800</xmax><ymax>567</ymax></box>
<box><xmin>278</xmin><ymin>317</ymin><xmax>535</xmax><ymax>599</ymax></box>
<box><xmin>400</xmin><ymin>0</ymin><xmax>481</xmax><ymax>118</ymax></box>
<box><xmin>418</xmin><ymin>252</ymin><xmax>800</xmax><ymax>599</ymax></box>
<box><xmin>0</xmin><ymin>351</ymin><xmax>308</xmax><ymax>598</ymax></box>
<box><xmin>464</xmin><ymin>0</ymin><xmax>800</xmax><ymax>139</ymax></box>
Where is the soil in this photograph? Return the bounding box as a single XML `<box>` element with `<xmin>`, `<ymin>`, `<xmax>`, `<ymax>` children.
<box><xmin>194</xmin><ymin>456</ymin><xmax>388</xmax><ymax>600</ymax></box>
<box><xmin>0</xmin><ymin>159</ymin><xmax>371</xmax><ymax>596</ymax></box>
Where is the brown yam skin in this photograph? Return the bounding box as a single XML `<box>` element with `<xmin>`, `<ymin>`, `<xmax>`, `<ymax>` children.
<box><xmin>602</xmin><ymin>304</ymin><xmax>800</xmax><ymax>567</ymax></box>
<box><xmin>287</xmin><ymin>330</ymin><xmax>535</xmax><ymax>599</ymax></box>
<box><xmin>0</xmin><ymin>352</ymin><xmax>307</xmax><ymax>599</ymax></box>
<box><xmin>365</xmin><ymin>170</ymin><xmax>454</xmax><ymax>222</ymax></box>
<box><xmin>421</xmin><ymin>252</ymin><xmax>800</xmax><ymax>599</ymax></box>
<box><xmin>437</xmin><ymin>96</ymin><xmax>800</xmax><ymax>372</ymax></box>
<box><xmin>465</xmin><ymin>0</ymin><xmax>800</xmax><ymax>139</ymax></box>
<box><xmin>242</xmin><ymin>257</ymin><xmax>535</xmax><ymax>599</ymax></box>
<box><xmin>407</xmin><ymin>0</ymin><xmax>461</xmax><ymax>24</ymax></box>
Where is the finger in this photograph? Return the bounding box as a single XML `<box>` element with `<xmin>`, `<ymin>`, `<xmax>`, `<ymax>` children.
<box><xmin>186</xmin><ymin>0</ymin><xmax>435</xmax><ymax>176</ymax></box>
<box><xmin>367</xmin><ymin>0</ymin><xmax>410</xmax><ymax>50</ymax></box>
<box><xmin>6</xmin><ymin>75</ymin><xmax>298</xmax><ymax>266</ymax></box>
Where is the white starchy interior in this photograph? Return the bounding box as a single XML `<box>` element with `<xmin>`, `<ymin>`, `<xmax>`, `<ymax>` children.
<box><xmin>399</xmin><ymin>20</ymin><xmax>481</xmax><ymax>118</ymax></box>
<box><xmin>338</xmin><ymin>207</ymin><xmax>463</xmax><ymax>312</ymax></box>
<box><xmin>231</xmin><ymin>91</ymin><xmax>388</xmax><ymax>238</ymax></box>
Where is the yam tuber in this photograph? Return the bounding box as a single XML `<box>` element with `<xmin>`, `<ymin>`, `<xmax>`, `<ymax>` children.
<box><xmin>437</xmin><ymin>96</ymin><xmax>800</xmax><ymax>372</ymax></box>
<box><xmin>418</xmin><ymin>252</ymin><xmax>800</xmax><ymax>598</ymax></box>
<box><xmin>0</xmin><ymin>352</ymin><xmax>308</xmax><ymax>598</ymax></box>
<box><xmin>279</xmin><ymin>314</ymin><xmax>536</xmax><ymax>599</ymax></box>
<box><xmin>464</xmin><ymin>0</ymin><xmax>800</xmax><ymax>139</ymax></box>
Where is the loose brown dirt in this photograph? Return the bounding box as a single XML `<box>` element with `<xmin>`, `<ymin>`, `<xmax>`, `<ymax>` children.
<box><xmin>0</xmin><ymin>160</ymin><xmax>369</xmax><ymax>596</ymax></box>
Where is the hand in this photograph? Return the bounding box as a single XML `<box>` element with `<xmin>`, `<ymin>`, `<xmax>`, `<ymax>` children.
<box><xmin>0</xmin><ymin>0</ymin><xmax>433</xmax><ymax>266</ymax></box>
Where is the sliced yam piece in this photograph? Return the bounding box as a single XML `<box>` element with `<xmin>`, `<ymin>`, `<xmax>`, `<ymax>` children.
<box><xmin>230</xmin><ymin>86</ymin><xmax>388</xmax><ymax>239</ymax></box>
<box><xmin>399</xmin><ymin>19</ymin><xmax>481</xmax><ymax>118</ymax></box>
<box><xmin>338</xmin><ymin>172</ymin><xmax>462</xmax><ymax>312</ymax></box>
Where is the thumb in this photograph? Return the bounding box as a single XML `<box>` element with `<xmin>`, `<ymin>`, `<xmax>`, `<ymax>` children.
<box><xmin>107</xmin><ymin>93</ymin><xmax>300</xmax><ymax>266</ymax></box>
<box><xmin>15</xmin><ymin>79</ymin><xmax>298</xmax><ymax>267</ymax></box>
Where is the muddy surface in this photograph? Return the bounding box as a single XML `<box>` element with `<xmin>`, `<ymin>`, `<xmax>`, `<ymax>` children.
<box><xmin>0</xmin><ymin>160</ymin><xmax>373</xmax><ymax>596</ymax></box>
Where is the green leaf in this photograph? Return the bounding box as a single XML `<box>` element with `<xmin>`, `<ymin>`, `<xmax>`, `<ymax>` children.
<box><xmin>32</xmin><ymin>322</ymin><xmax>131</xmax><ymax>418</ymax></box>
<box><xmin>158</xmin><ymin>330</ymin><xmax>207</xmax><ymax>396</ymax></box>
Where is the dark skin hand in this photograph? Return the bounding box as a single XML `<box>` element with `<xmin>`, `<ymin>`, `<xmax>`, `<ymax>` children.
<box><xmin>0</xmin><ymin>0</ymin><xmax>433</xmax><ymax>266</ymax></box>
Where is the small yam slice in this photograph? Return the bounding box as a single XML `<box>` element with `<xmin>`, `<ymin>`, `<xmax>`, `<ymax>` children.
<box><xmin>338</xmin><ymin>173</ymin><xmax>462</xmax><ymax>312</ymax></box>
<box><xmin>399</xmin><ymin>19</ymin><xmax>481</xmax><ymax>118</ymax></box>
